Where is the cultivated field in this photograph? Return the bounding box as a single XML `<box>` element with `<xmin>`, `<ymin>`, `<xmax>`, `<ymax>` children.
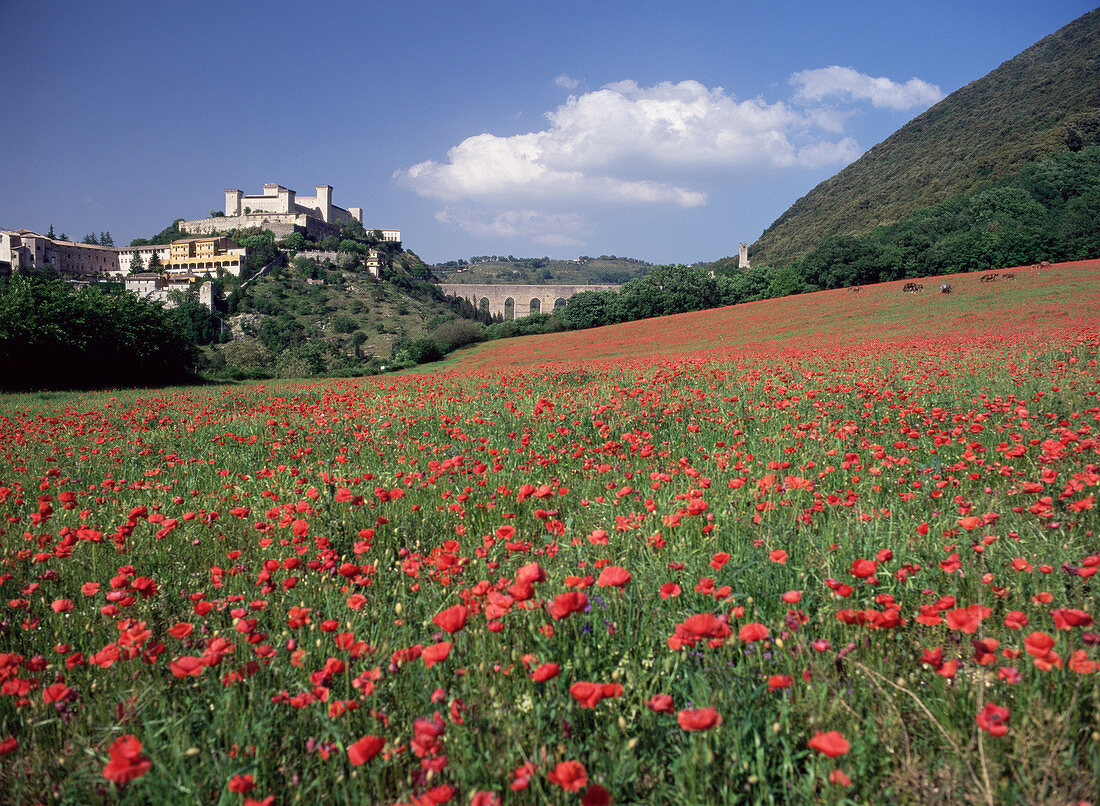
<box><xmin>1</xmin><ymin>261</ymin><xmax>1098</xmax><ymax>804</ymax></box>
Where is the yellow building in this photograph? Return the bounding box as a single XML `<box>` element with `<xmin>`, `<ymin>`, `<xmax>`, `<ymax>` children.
<box><xmin>168</xmin><ymin>236</ymin><xmax>247</xmax><ymax>276</ymax></box>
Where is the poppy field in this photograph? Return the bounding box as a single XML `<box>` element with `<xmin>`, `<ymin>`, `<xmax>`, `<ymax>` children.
<box><xmin>2</xmin><ymin>262</ymin><xmax>1099</xmax><ymax>804</ymax></box>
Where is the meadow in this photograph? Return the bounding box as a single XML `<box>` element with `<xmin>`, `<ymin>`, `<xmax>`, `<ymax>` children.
<box><xmin>1</xmin><ymin>262</ymin><xmax>1098</xmax><ymax>804</ymax></box>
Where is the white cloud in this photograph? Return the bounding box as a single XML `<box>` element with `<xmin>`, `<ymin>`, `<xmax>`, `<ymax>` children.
<box><xmin>394</xmin><ymin>79</ymin><xmax>851</xmax><ymax>214</ymax></box>
<box><xmin>435</xmin><ymin>207</ymin><xmax>587</xmax><ymax>247</ymax></box>
<box><xmin>797</xmin><ymin>137</ymin><xmax>863</xmax><ymax>169</ymax></box>
<box><xmin>790</xmin><ymin>66</ymin><xmax>944</xmax><ymax>111</ymax></box>
<box><xmin>397</xmin><ymin>70</ymin><xmax>939</xmax><ymax>244</ymax></box>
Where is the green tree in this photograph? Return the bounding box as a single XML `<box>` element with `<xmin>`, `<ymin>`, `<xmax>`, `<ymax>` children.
<box><xmin>147</xmin><ymin>250</ymin><xmax>163</xmax><ymax>272</ymax></box>
<box><xmin>278</xmin><ymin>232</ymin><xmax>307</xmax><ymax>251</ymax></box>
<box><xmin>0</xmin><ymin>274</ymin><xmax>196</xmax><ymax>390</ymax></box>
<box><xmin>128</xmin><ymin>252</ymin><xmax>145</xmax><ymax>274</ymax></box>
<box><xmin>221</xmin><ymin>338</ymin><xmax>269</xmax><ymax>373</ymax></box>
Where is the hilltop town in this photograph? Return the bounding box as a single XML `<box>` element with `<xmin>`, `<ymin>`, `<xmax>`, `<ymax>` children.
<box><xmin>0</xmin><ymin>182</ymin><xmax>400</xmax><ymax>310</ymax></box>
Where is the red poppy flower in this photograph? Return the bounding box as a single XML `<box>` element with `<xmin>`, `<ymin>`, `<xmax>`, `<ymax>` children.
<box><xmin>531</xmin><ymin>662</ymin><xmax>560</xmax><ymax>681</ymax></box>
<box><xmin>547</xmin><ymin>760</ymin><xmax>588</xmax><ymax>792</ymax></box>
<box><xmin>102</xmin><ymin>735</ymin><xmax>152</xmax><ymax>784</ymax></box>
<box><xmin>596</xmin><ymin>566</ymin><xmax>631</xmax><ymax>588</ymax></box>
<box><xmin>768</xmin><ymin>675</ymin><xmax>793</xmax><ymax>692</ymax></box>
<box><xmin>1051</xmin><ymin>608</ymin><xmax>1094</xmax><ymax>630</ymax></box>
<box><xmin>422</xmin><ymin>641</ymin><xmax>452</xmax><ymax>669</ymax></box>
<box><xmin>347</xmin><ymin>735</ymin><xmax>384</xmax><ymax>765</ymax></box>
<box><xmin>569</xmin><ymin>681</ymin><xmax>622</xmax><ymax>708</ymax></box>
<box><xmin>42</xmin><ymin>683</ymin><xmax>72</xmax><ymax>703</ymax></box>
<box><xmin>850</xmin><ymin>559</ymin><xmax>877</xmax><ymax>579</ymax></box>
<box><xmin>646</xmin><ymin>694</ymin><xmax>674</xmax><ymax>713</ymax></box>
<box><xmin>769</xmin><ymin>549</ymin><xmax>788</xmax><ymax>564</ymax></box>
<box><xmin>829</xmin><ymin>769</ymin><xmax>852</xmax><ymax>787</ymax></box>
<box><xmin>433</xmin><ymin>605</ymin><xmax>469</xmax><ymax>634</ymax></box>
<box><xmin>738</xmin><ymin>622</ymin><xmax>769</xmax><ymax>643</ymax></box>
<box><xmin>169</xmin><ymin>656</ymin><xmax>206</xmax><ymax>678</ymax></box>
<box><xmin>168</xmin><ymin>622</ymin><xmax>193</xmax><ymax>639</ymax></box>
<box><xmin>659</xmin><ymin>583</ymin><xmax>681</xmax><ymax>599</ymax></box>
<box><xmin>808</xmin><ymin>730</ymin><xmax>850</xmax><ymax>757</ymax></box>
<box><xmin>976</xmin><ymin>703</ymin><xmax>1009</xmax><ymax>736</ymax></box>
<box><xmin>228</xmin><ymin>774</ymin><xmax>255</xmax><ymax>793</ymax></box>
<box><xmin>582</xmin><ymin>783</ymin><xmax>613</xmax><ymax>806</ymax></box>
<box><xmin>550</xmin><ymin>591</ymin><xmax>588</xmax><ymax>620</ymax></box>
<box><xmin>677</xmin><ymin>707</ymin><xmax>721</xmax><ymax>731</ymax></box>
<box><xmin>1024</xmin><ymin>631</ymin><xmax>1055</xmax><ymax>657</ymax></box>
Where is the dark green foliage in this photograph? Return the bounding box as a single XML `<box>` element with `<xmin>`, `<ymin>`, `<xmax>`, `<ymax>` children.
<box><xmin>278</xmin><ymin>232</ymin><xmax>307</xmax><ymax>251</ymax></box>
<box><xmin>332</xmin><ymin>314</ymin><xmax>357</xmax><ymax>334</ymax></box>
<box><xmin>166</xmin><ymin>292</ymin><xmax>222</xmax><ymax>346</ymax></box>
<box><xmin>130</xmin><ymin>219</ymin><xmax>189</xmax><ymax>247</ymax></box>
<box><xmin>781</xmin><ymin>144</ymin><xmax>1100</xmax><ymax>289</ymax></box>
<box><xmin>0</xmin><ymin>275</ymin><xmax>197</xmax><ymax>391</ymax></box>
<box><xmin>257</xmin><ymin>314</ymin><xmax>306</xmax><ymax>354</ymax></box>
<box><xmin>754</xmin><ymin>9</ymin><xmax>1100</xmax><ymax>266</ymax></box>
<box><xmin>394</xmin><ymin>337</ymin><xmax>443</xmax><ymax>366</ymax></box>
<box><xmin>430</xmin><ymin>319</ymin><xmax>485</xmax><ymax>352</ymax></box>
<box><xmin>240</xmin><ymin>232</ymin><xmax>278</xmax><ymax>273</ymax></box>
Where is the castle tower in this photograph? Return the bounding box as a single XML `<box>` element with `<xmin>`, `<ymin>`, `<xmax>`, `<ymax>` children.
<box><xmin>198</xmin><ymin>281</ymin><xmax>215</xmax><ymax>312</ymax></box>
<box><xmin>225</xmin><ymin>189</ymin><xmax>243</xmax><ymax>217</ymax></box>
<box><xmin>739</xmin><ymin>242</ymin><xmax>751</xmax><ymax>269</ymax></box>
<box><xmin>316</xmin><ymin>185</ymin><xmax>333</xmax><ymax>223</ymax></box>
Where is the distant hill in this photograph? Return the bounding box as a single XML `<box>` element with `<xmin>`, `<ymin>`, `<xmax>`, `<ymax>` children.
<box><xmin>441</xmin><ymin>259</ymin><xmax>1100</xmax><ymax>372</ymax></box>
<box><xmin>432</xmin><ymin>255</ymin><xmax>652</xmax><ymax>285</ymax></box>
<box><xmin>752</xmin><ymin>8</ymin><xmax>1100</xmax><ymax>268</ymax></box>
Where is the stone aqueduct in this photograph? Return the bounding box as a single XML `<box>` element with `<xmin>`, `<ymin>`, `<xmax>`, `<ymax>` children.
<box><xmin>439</xmin><ymin>283</ymin><xmax>621</xmax><ymax>319</ymax></box>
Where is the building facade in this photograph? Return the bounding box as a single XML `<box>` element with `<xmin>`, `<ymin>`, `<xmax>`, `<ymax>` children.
<box><xmin>113</xmin><ymin>244</ymin><xmax>172</xmax><ymax>276</ymax></box>
<box><xmin>1</xmin><ymin>230</ymin><xmax>118</xmax><ymax>277</ymax></box>
<box><xmin>123</xmin><ymin>273</ymin><xmax>215</xmax><ymax>311</ymax></box>
<box><xmin>2</xmin><ymin>230</ymin><xmax>247</xmax><ymax>279</ymax></box>
<box><xmin>167</xmin><ymin>236</ymin><xmax>246</xmax><ymax>276</ymax></box>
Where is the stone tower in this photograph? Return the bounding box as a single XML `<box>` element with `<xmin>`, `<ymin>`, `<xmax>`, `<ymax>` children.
<box><xmin>739</xmin><ymin>242</ymin><xmax>751</xmax><ymax>269</ymax></box>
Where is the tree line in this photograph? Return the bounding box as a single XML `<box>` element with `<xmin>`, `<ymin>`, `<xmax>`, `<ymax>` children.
<box><xmin>0</xmin><ymin>274</ymin><xmax>199</xmax><ymax>391</ymax></box>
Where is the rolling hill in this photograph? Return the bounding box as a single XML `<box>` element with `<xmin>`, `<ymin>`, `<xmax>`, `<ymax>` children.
<box><xmin>437</xmin><ymin>259</ymin><xmax>1100</xmax><ymax>372</ymax></box>
<box><xmin>752</xmin><ymin>8</ymin><xmax>1100</xmax><ymax>268</ymax></box>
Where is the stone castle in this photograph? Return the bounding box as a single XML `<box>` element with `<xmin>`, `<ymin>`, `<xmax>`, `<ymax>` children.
<box><xmin>181</xmin><ymin>182</ymin><xmax>400</xmax><ymax>244</ymax></box>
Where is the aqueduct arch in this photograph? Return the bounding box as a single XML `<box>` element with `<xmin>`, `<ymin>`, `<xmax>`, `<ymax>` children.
<box><xmin>440</xmin><ymin>283</ymin><xmax>621</xmax><ymax>319</ymax></box>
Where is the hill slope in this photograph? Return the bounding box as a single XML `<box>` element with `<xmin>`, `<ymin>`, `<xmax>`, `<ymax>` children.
<box><xmin>438</xmin><ymin>259</ymin><xmax>1100</xmax><ymax>372</ymax></box>
<box><xmin>753</xmin><ymin>9</ymin><xmax>1100</xmax><ymax>267</ymax></box>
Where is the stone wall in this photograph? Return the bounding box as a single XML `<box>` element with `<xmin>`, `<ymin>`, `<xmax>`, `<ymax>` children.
<box><xmin>439</xmin><ymin>283</ymin><xmax>621</xmax><ymax>319</ymax></box>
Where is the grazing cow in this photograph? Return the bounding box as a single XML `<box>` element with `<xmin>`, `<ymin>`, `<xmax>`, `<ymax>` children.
<box><xmin>940</xmin><ymin>283</ymin><xmax>952</xmax><ymax>293</ymax></box>
<box><xmin>849</xmin><ymin>286</ymin><xmax>862</xmax><ymax>293</ymax></box>
<box><xmin>1002</xmin><ymin>272</ymin><xmax>1015</xmax><ymax>280</ymax></box>
<box><xmin>902</xmin><ymin>282</ymin><xmax>923</xmax><ymax>293</ymax></box>
<box><xmin>980</xmin><ymin>273</ymin><xmax>998</xmax><ymax>283</ymax></box>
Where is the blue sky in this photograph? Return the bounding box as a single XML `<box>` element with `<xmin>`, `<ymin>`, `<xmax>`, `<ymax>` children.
<box><xmin>2</xmin><ymin>0</ymin><xmax>1094</xmax><ymax>264</ymax></box>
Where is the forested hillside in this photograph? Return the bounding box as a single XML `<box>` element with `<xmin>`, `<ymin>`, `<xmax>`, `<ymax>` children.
<box><xmin>752</xmin><ymin>8</ymin><xmax>1100</xmax><ymax>267</ymax></box>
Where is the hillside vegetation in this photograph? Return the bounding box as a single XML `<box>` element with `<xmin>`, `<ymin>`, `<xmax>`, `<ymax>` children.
<box><xmin>752</xmin><ymin>8</ymin><xmax>1100</xmax><ymax>267</ymax></box>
